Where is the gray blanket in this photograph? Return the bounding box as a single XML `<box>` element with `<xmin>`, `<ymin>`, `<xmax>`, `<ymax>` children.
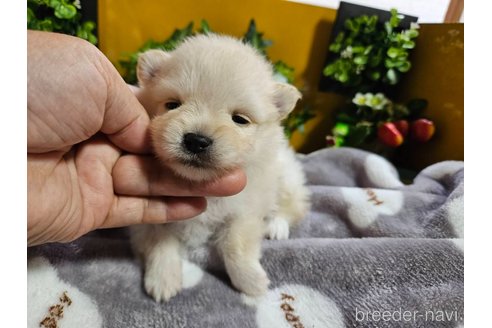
<box><xmin>28</xmin><ymin>147</ymin><xmax>464</xmax><ymax>328</ymax></box>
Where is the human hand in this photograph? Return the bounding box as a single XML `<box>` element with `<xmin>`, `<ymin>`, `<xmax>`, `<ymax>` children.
<box><xmin>27</xmin><ymin>31</ymin><xmax>246</xmax><ymax>246</ymax></box>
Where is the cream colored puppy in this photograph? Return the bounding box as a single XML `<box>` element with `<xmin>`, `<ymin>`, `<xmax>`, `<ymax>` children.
<box><xmin>131</xmin><ymin>34</ymin><xmax>310</xmax><ymax>302</ymax></box>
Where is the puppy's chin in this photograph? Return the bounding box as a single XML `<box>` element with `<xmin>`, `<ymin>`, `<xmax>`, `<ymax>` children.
<box><xmin>163</xmin><ymin>156</ymin><xmax>235</xmax><ymax>182</ymax></box>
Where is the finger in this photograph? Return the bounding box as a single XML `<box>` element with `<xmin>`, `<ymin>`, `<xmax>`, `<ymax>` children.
<box><xmin>128</xmin><ymin>84</ymin><xmax>140</xmax><ymax>94</ymax></box>
<box><xmin>101</xmin><ymin>195</ymin><xmax>207</xmax><ymax>228</ymax></box>
<box><xmin>74</xmin><ymin>136</ymin><xmax>206</xmax><ymax>230</ymax></box>
<box><xmin>27</xmin><ymin>32</ymin><xmax>151</xmax><ymax>154</ymax></box>
<box><xmin>28</xmin><ymin>31</ymin><xmax>105</xmax><ymax>153</ymax></box>
<box><xmin>112</xmin><ymin>155</ymin><xmax>247</xmax><ymax>197</ymax></box>
<box><xmin>97</xmin><ymin>54</ymin><xmax>152</xmax><ymax>154</ymax></box>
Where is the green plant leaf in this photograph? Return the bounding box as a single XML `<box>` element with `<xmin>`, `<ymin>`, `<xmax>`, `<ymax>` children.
<box><xmin>48</xmin><ymin>0</ymin><xmax>61</xmax><ymax>8</ymax></box>
<box><xmin>38</xmin><ymin>19</ymin><xmax>54</xmax><ymax>31</ymax></box>
<box><xmin>334</xmin><ymin>135</ymin><xmax>345</xmax><ymax>147</ymax></box>
<box><xmin>386</xmin><ymin>68</ymin><xmax>398</xmax><ymax>84</ymax></box>
<box><xmin>54</xmin><ymin>4</ymin><xmax>77</xmax><ymax>19</ymax></box>
<box><xmin>385</xmin><ymin>58</ymin><xmax>397</xmax><ymax>68</ymax></box>
<box><xmin>406</xmin><ymin>28</ymin><xmax>419</xmax><ymax>38</ymax></box>
<box><xmin>338</xmin><ymin>71</ymin><xmax>349</xmax><ymax>83</ymax></box>
<box><xmin>353</xmin><ymin>55</ymin><xmax>368</xmax><ymax>65</ymax></box>
<box><xmin>76</xmin><ymin>27</ymin><xmax>87</xmax><ymax>40</ymax></box>
<box><xmin>351</xmin><ymin>46</ymin><xmax>365</xmax><ymax>54</ymax></box>
<box><xmin>27</xmin><ymin>7</ymin><xmax>36</xmax><ymax>23</ymax></box>
<box><xmin>367</xmin><ymin>70</ymin><xmax>381</xmax><ymax>81</ymax></box>
<box><xmin>402</xmin><ymin>40</ymin><xmax>416</xmax><ymax>49</ymax></box>
<box><xmin>368</xmin><ymin>50</ymin><xmax>383</xmax><ymax>67</ymax></box>
<box><xmin>329</xmin><ymin>43</ymin><xmax>342</xmax><ymax>53</ymax></box>
<box><xmin>200</xmin><ymin>20</ymin><xmax>212</xmax><ymax>34</ymax></box>
<box><xmin>283</xmin><ymin>105</ymin><xmax>315</xmax><ymax>139</ymax></box>
<box><xmin>242</xmin><ymin>19</ymin><xmax>273</xmax><ymax>56</ymax></box>
<box><xmin>323</xmin><ymin>63</ymin><xmax>336</xmax><ymax>76</ymax></box>
<box><xmin>362</xmin><ymin>16</ymin><xmax>377</xmax><ymax>34</ymax></box>
<box><xmin>368</xmin><ymin>15</ymin><xmax>378</xmax><ymax>28</ymax></box>
<box><xmin>384</xmin><ymin>21</ymin><xmax>393</xmax><ymax>35</ymax></box>
<box><xmin>273</xmin><ymin>61</ymin><xmax>295</xmax><ymax>83</ymax></box>
<box><xmin>335</xmin><ymin>31</ymin><xmax>345</xmax><ymax>42</ymax></box>
<box><xmin>344</xmin><ymin>122</ymin><xmax>373</xmax><ymax>146</ymax></box>
<box><xmin>82</xmin><ymin>21</ymin><xmax>96</xmax><ymax>31</ymax></box>
<box><xmin>363</xmin><ymin>45</ymin><xmax>373</xmax><ymax>55</ymax></box>
<box><xmin>396</xmin><ymin>51</ymin><xmax>409</xmax><ymax>60</ymax></box>
<box><xmin>87</xmin><ymin>33</ymin><xmax>98</xmax><ymax>45</ymax></box>
<box><xmin>397</xmin><ymin>60</ymin><xmax>411</xmax><ymax>72</ymax></box>
<box><xmin>387</xmin><ymin>47</ymin><xmax>400</xmax><ymax>59</ymax></box>
<box><xmin>333</xmin><ymin>122</ymin><xmax>350</xmax><ymax>136</ymax></box>
<box><xmin>345</xmin><ymin>18</ymin><xmax>359</xmax><ymax>33</ymax></box>
<box><xmin>389</xmin><ymin>8</ymin><xmax>400</xmax><ymax>28</ymax></box>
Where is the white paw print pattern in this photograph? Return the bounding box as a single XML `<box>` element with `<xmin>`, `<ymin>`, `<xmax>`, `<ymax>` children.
<box><xmin>28</xmin><ymin>256</ymin><xmax>103</xmax><ymax>328</ymax></box>
<box><xmin>448</xmin><ymin>238</ymin><xmax>464</xmax><ymax>252</ymax></box>
<box><xmin>364</xmin><ymin>154</ymin><xmax>404</xmax><ymax>188</ymax></box>
<box><xmin>341</xmin><ymin>187</ymin><xmax>404</xmax><ymax>228</ymax></box>
<box><xmin>252</xmin><ymin>284</ymin><xmax>345</xmax><ymax>328</ymax></box>
<box><xmin>445</xmin><ymin>196</ymin><xmax>464</xmax><ymax>238</ymax></box>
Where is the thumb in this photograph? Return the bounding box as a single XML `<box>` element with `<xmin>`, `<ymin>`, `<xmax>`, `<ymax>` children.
<box><xmin>98</xmin><ymin>55</ymin><xmax>152</xmax><ymax>153</ymax></box>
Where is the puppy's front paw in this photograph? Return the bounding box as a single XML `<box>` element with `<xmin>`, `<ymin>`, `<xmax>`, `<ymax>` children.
<box><xmin>228</xmin><ymin>261</ymin><xmax>270</xmax><ymax>296</ymax></box>
<box><xmin>267</xmin><ymin>217</ymin><xmax>290</xmax><ymax>240</ymax></box>
<box><xmin>144</xmin><ymin>260</ymin><xmax>182</xmax><ymax>302</ymax></box>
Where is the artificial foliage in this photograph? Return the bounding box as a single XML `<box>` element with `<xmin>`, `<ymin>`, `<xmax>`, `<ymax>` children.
<box><xmin>328</xmin><ymin>92</ymin><xmax>430</xmax><ymax>148</ymax></box>
<box><xmin>323</xmin><ymin>9</ymin><xmax>419</xmax><ymax>92</ymax></box>
<box><xmin>323</xmin><ymin>8</ymin><xmax>434</xmax><ymax>152</ymax></box>
<box><xmin>27</xmin><ymin>0</ymin><xmax>97</xmax><ymax>45</ymax></box>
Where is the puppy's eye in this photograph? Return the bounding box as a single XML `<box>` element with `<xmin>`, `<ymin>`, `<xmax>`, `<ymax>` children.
<box><xmin>232</xmin><ymin>114</ymin><xmax>251</xmax><ymax>125</ymax></box>
<box><xmin>165</xmin><ymin>101</ymin><xmax>181</xmax><ymax>110</ymax></box>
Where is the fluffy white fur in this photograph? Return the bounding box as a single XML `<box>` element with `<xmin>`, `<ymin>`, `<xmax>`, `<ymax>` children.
<box><xmin>131</xmin><ymin>34</ymin><xmax>310</xmax><ymax>302</ymax></box>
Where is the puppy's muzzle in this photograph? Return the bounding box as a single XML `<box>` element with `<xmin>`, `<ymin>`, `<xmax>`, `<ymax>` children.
<box><xmin>183</xmin><ymin>133</ymin><xmax>213</xmax><ymax>154</ymax></box>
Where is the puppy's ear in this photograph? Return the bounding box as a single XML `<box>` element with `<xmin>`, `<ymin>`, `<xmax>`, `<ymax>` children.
<box><xmin>137</xmin><ymin>50</ymin><xmax>171</xmax><ymax>86</ymax></box>
<box><xmin>272</xmin><ymin>83</ymin><xmax>302</xmax><ymax>120</ymax></box>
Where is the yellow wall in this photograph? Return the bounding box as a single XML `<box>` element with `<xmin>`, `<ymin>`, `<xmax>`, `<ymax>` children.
<box><xmin>393</xmin><ymin>24</ymin><xmax>464</xmax><ymax>170</ymax></box>
<box><xmin>98</xmin><ymin>0</ymin><xmax>337</xmax><ymax>80</ymax></box>
<box><xmin>98</xmin><ymin>1</ymin><xmax>463</xmax><ymax>170</ymax></box>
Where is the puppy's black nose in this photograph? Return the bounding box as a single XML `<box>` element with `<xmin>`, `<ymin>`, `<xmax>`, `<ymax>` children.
<box><xmin>183</xmin><ymin>133</ymin><xmax>213</xmax><ymax>154</ymax></box>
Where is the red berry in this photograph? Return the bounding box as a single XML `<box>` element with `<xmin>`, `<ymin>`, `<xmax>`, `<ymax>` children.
<box><xmin>378</xmin><ymin>122</ymin><xmax>404</xmax><ymax>147</ymax></box>
<box><xmin>326</xmin><ymin>136</ymin><xmax>336</xmax><ymax>147</ymax></box>
<box><xmin>410</xmin><ymin>119</ymin><xmax>435</xmax><ymax>142</ymax></box>
<box><xmin>393</xmin><ymin>120</ymin><xmax>409</xmax><ymax>137</ymax></box>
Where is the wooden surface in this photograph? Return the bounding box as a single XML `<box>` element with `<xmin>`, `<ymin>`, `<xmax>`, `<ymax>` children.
<box><xmin>445</xmin><ymin>0</ymin><xmax>464</xmax><ymax>23</ymax></box>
